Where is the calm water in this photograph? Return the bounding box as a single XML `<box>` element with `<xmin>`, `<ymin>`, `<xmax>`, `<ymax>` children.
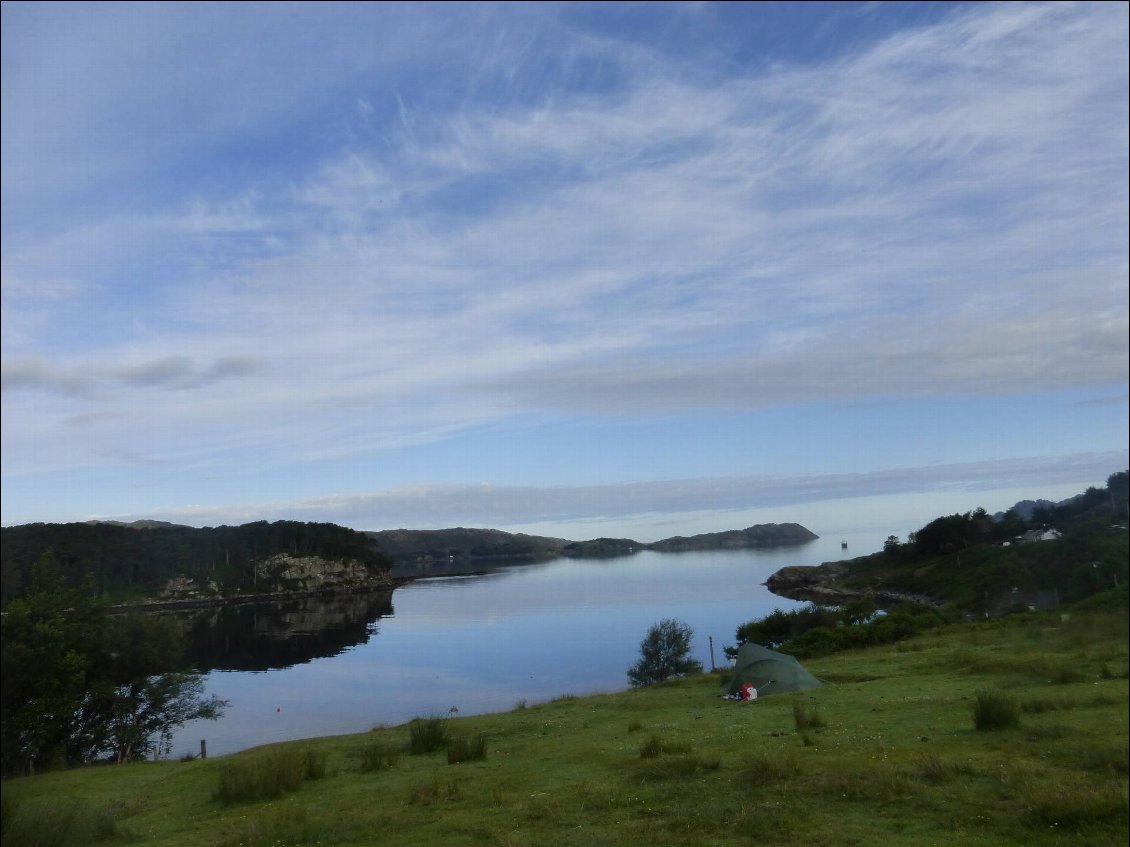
<box><xmin>170</xmin><ymin>531</ymin><xmax>881</xmax><ymax>758</ymax></box>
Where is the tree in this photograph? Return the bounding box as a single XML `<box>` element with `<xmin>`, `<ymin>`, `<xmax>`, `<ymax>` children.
<box><xmin>0</xmin><ymin>552</ymin><xmax>108</xmax><ymax>774</ymax></box>
<box><xmin>0</xmin><ymin>554</ymin><xmax>226</xmax><ymax>774</ymax></box>
<box><xmin>627</xmin><ymin>618</ymin><xmax>702</xmax><ymax>687</ymax></box>
<box><xmin>96</xmin><ymin>613</ymin><xmax>228</xmax><ymax>763</ymax></box>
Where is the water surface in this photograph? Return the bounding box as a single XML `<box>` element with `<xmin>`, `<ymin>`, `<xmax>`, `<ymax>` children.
<box><xmin>171</xmin><ymin>532</ymin><xmax>879</xmax><ymax>758</ymax></box>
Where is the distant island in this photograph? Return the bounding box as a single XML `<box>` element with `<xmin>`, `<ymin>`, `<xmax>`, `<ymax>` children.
<box><xmin>365</xmin><ymin>522</ymin><xmax>818</xmax><ymax>567</ymax></box>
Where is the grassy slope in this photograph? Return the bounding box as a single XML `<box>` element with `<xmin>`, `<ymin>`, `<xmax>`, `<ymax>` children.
<box><xmin>4</xmin><ymin>610</ymin><xmax>1127</xmax><ymax>847</ymax></box>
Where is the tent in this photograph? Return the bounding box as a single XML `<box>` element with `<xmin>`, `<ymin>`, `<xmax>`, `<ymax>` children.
<box><xmin>726</xmin><ymin>642</ymin><xmax>823</xmax><ymax>698</ymax></box>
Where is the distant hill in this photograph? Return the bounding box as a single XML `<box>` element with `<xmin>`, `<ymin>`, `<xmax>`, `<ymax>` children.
<box><xmin>647</xmin><ymin>523</ymin><xmax>819</xmax><ymax>552</ymax></box>
<box><xmin>82</xmin><ymin>519</ymin><xmax>184</xmax><ymax>530</ymax></box>
<box><xmin>367</xmin><ymin>523</ymin><xmax>819</xmax><ymax>565</ymax></box>
<box><xmin>363</xmin><ymin>527</ymin><xmax>568</xmax><ymax>564</ymax></box>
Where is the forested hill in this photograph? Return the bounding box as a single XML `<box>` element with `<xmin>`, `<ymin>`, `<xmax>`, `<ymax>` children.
<box><xmin>364</xmin><ymin>527</ymin><xmax>568</xmax><ymax>563</ymax></box>
<box><xmin>0</xmin><ymin>520</ymin><xmax>392</xmax><ymax>606</ymax></box>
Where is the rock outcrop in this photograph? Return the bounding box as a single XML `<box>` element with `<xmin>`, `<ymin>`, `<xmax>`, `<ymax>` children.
<box><xmin>766</xmin><ymin>562</ymin><xmax>938</xmax><ymax>607</ymax></box>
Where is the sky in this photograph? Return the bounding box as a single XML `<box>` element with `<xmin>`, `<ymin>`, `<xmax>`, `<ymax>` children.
<box><xmin>2</xmin><ymin>1</ymin><xmax>1127</xmax><ymax>543</ymax></box>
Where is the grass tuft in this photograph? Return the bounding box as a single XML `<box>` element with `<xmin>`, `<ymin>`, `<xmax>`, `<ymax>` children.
<box><xmin>638</xmin><ymin>733</ymin><xmax>691</xmax><ymax>759</ymax></box>
<box><xmin>792</xmin><ymin>700</ymin><xmax>826</xmax><ymax>731</ymax></box>
<box><xmin>408</xmin><ymin>717</ymin><xmax>449</xmax><ymax>754</ymax></box>
<box><xmin>739</xmin><ymin>749</ymin><xmax>801</xmax><ymax>787</ymax></box>
<box><xmin>213</xmin><ymin>748</ymin><xmax>326</xmax><ymax>805</ymax></box>
<box><xmin>447</xmin><ymin>734</ymin><xmax>488</xmax><ymax>764</ymax></box>
<box><xmin>359</xmin><ymin>741</ymin><xmax>400</xmax><ymax>773</ymax></box>
<box><xmin>409</xmin><ymin>775</ymin><xmax>462</xmax><ymax>805</ymax></box>
<box><xmin>973</xmin><ymin>688</ymin><xmax>1021</xmax><ymax>731</ymax></box>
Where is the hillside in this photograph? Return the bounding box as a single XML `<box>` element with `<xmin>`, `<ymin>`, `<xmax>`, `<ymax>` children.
<box><xmin>4</xmin><ymin>605</ymin><xmax>1126</xmax><ymax>847</ymax></box>
<box><xmin>767</xmin><ymin>471</ymin><xmax>1129</xmax><ymax>616</ymax></box>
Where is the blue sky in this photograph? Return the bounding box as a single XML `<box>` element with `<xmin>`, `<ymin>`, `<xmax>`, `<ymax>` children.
<box><xmin>2</xmin><ymin>1</ymin><xmax>1127</xmax><ymax>542</ymax></box>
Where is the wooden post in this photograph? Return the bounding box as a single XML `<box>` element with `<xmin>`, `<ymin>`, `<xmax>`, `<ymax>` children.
<box><xmin>200</xmin><ymin>739</ymin><xmax>208</xmax><ymax>760</ymax></box>
<box><xmin>709</xmin><ymin>636</ymin><xmax>716</xmax><ymax>672</ymax></box>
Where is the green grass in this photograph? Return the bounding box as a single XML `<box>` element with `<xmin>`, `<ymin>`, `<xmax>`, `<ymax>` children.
<box><xmin>3</xmin><ymin>609</ymin><xmax>1127</xmax><ymax>847</ymax></box>
<box><xmin>211</xmin><ymin>747</ymin><xmax>326</xmax><ymax>805</ymax></box>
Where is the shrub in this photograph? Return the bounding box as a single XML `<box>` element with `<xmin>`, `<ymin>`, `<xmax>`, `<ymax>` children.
<box><xmin>408</xmin><ymin>717</ymin><xmax>449</xmax><ymax>754</ymax></box>
<box><xmin>973</xmin><ymin>688</ymin><xmax>1021</xmax><ymax>731</ymax></box>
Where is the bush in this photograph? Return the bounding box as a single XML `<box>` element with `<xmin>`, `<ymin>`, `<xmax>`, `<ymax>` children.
<box><xmin>973</xmin><ymin>688</ymin><xmax>1021</xmax><ymax>731</ymax></box>
<box><xmin>627</xmin><ymin>619</ymin><xmax>703</xmax><ymax>687</ymax></box>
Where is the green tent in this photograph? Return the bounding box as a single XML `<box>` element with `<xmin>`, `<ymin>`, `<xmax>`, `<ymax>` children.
<box><xmin>726</xmin><ymin>642</ymin><xmax>823</xmax><ymax>698</ymax></box>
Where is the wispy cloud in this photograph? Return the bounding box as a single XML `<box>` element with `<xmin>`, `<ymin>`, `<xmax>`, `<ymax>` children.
<box><xmin>121</xmin><ymin>451</ymin><xmax>1128</xmax><ymax>533</ymax></box>
<box><xmin>2</xmin><ymin>2</ymin><xmax>1126</xmax><ymax>527</ymax></box>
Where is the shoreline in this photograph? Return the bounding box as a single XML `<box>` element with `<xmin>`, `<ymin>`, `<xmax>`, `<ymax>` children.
<box><xmin>108</xmin><ymin>578</ymin><xmax>412</xmax><ymax>614</ymax></box>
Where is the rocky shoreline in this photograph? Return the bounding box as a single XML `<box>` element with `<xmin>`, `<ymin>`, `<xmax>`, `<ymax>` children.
<box><xmin>765</xmin><ymin>561</ymin><xmax>939</xmax><ymax>607</ymax></box>
<box><xmin>110</xmin><ymin>553</ymin><xmax>407</xmax><ymax>614</ymax></box>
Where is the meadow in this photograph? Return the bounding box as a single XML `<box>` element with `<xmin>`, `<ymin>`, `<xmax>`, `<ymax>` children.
<box><xmin>3</xmin><ymin>608</ymin><xmax>1127</xmax><ymax>847</ymax></box>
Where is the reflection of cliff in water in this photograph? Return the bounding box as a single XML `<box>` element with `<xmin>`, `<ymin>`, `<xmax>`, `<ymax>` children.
<box><xmin>173</xmin><ymin>590</ymin><xmax>395</xmax><ymax>672</ymax></box>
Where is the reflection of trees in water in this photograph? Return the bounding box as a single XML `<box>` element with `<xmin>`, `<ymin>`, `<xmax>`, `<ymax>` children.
<box><xmin>171</xmin><ymin>590</ymin><xmax>394</xmax><ymax>672</ymax></box>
